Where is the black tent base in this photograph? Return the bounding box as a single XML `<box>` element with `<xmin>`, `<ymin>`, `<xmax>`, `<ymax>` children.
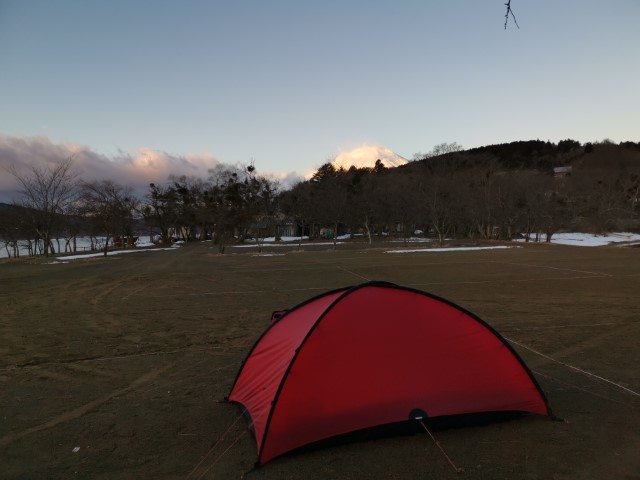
<box><xmin>270</xmin><ymin>411</ymin><xmax>538</xmax><ymax>464</ymax></box>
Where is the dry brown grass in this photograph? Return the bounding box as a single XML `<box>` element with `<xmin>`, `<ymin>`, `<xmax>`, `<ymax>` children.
<box><xmin>1</xmin><ymin>240</ymin><xmax>639</xmax><ymax>479</ymax></box>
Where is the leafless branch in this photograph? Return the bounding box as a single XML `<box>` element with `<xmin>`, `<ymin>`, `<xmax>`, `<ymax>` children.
<box><xmin>504</xmin><ymin>0</ymin><xmax>519</xmax><ymax>30</ymax></box>
<box><xmin>6</xmin><ymin>155</ymin><xmax>81</xmax><ymax>255</ymax></box>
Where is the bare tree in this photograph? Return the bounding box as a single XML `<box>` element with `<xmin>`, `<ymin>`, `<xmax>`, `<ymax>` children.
<box><xmin>80</xmin><ymin>180</ymin><xmax>137</xmax><ymax>256</ymax></box>
<box><xmin>201</xmin><ymin>164</ymin><xmax>278</xmax><ymax>253</ymax></box>
<box><xmin>0</xmin><ymin>205</ymin><xmax>29</xmax><ymax>258</ymax></box>
<box><xmin>416</xmin><ymin>142</ymin><xmax>464</xmax><ymax>161</ymax></box>
<box><xmin>352</xmin><ymin>170</ymin><xmax>387</xmax><ymax>245</ymax></box>
<box><xmin>141</xmin><ymin>182</ymin><xmax>180</xmax><ymax>245</ymax></box>
<box><xmin>314</xmin><ymin>168</ymin><xmax>351</xmax><ymax>249</ymax></box>
<box><xmin>279</xmin><ymin>181</ymin><xmax>317</xmax><ymax>249</ymax></box>
<box><xmin>167</xmin><ymin>175</ymin><xmax>209</xmax><ymax>242</ymax></box>
<box><xmin>380</xmin><ymin>172</ymin><xmax>422</xmax><ymax>245</ymax></box>
<box><xmin>8</xmin><ymin>156</ymin><xmax>79</xmax><ymax>256</ymax></box>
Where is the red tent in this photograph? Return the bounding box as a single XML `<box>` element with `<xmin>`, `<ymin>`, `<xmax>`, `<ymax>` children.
<box><xmin>227</xmin><ymin>281</ymin><xmax>550</xmax><ymax>465</ymax></box>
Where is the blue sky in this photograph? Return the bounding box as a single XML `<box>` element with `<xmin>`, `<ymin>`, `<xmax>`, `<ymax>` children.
<box><xmin>1</xmin><ymin>0</ymin><xmax>639</xmax><ymax>189</ymax></box>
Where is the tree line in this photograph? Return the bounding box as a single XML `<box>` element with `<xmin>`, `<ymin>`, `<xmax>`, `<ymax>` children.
<box><xmin>1</xmin><ymin>140</ymin><xmax>639</xmax><ymax>258</ymax></box>
<box><xmin>282</xmin><ymin>140</ymin><xmax>639</xmax><ymax>245</ymax></box>
<box><xmin>1</xmin><ymin>158</ymin><xmax>278</xmax><ymax>257</ymax></box>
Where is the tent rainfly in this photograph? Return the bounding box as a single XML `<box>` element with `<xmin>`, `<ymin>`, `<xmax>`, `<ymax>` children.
<box><xmin>227</xmin><ymin>281</ymin><xmax>551</xmax><ymax>465</ymax></box>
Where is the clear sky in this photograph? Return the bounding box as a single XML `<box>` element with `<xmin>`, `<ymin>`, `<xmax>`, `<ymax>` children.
<box><xmin>1</xmin><ymin>0</ymin><xmax>639</xmax><ymax>192</ymax></box>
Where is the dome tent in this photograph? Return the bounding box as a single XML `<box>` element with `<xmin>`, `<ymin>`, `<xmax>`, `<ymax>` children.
<box><xmin>227</xmin><ymin>281</ymin><xmax>550</xmax><ymax>465</ymax></box>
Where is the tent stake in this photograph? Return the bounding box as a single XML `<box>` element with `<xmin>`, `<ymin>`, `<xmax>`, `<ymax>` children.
<box><xmin>418</xmin><ymin>419</ymin><xmax>464</xmax><ymax>474</ymax></box>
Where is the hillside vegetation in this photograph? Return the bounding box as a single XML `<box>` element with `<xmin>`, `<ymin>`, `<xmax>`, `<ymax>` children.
<box><xmin>285</xmin><ymin>140</ymin><xmax>640</xmax><ymax>244</ymax></box>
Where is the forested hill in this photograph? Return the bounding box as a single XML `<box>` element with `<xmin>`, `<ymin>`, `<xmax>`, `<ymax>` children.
<box><xmin>403</xmin><ymin>140</ymin><xmax>640</xmax><ymax>173</ymax></box>
<box><xmin>299</xmin><ymin>139</ymin><xmax>640</xmax><ymax>242</ymax></box>
<box><xmin>0</xmin><ymin>202</ymin><xmax>20</xmax><ymax>212</ymax></box>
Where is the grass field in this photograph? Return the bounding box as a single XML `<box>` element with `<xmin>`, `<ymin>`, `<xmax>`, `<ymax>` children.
<box><xmin>1</xmin><ymin>240</ymin><xmax>639</xmax><ymax>479</ymax></box>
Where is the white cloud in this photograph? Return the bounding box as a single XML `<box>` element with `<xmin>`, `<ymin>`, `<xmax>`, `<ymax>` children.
<box><xmin>273</xmin><ymin>170</ymin><xmax>304</xmax><ymax>189</ymax></box>
<box><xmin>115</xmin><ymin>147</ymin><xmax>219</xmax><ymax>185</ymax></box>
<box><xmin>0</xmin><ymin>134</ymin><xmax>220</xmax><ymax>202</ymax></box>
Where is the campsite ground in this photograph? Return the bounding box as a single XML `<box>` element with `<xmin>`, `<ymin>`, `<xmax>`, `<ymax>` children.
<box><xmin>1</xmin><ymin>239</ymin><xmax>639</xmax><ymax>479</ymax></box>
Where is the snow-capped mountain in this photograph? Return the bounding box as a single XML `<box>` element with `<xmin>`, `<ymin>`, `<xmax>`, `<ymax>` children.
<box><xmin>332</xmin><ymin>145</ymin><xmax>408</xmax><ymax>170</ymax></box>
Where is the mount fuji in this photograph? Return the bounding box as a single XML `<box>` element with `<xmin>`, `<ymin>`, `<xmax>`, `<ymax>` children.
<box><xmin>332</xmin><ymin>145</ymin><xmax>408</xmax><ymax>170</ymax></box>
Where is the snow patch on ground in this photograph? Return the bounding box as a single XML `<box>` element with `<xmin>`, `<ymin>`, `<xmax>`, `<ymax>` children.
<box><xmin>385</xmin><ymin>246</ymin><xmax>520</xmax><ymax>254</ymax></box>
<box><xmin>516</xmin><ymin>232</ymin><xmax>640</xmax><ymax>247</ymax></box>
<box><xmin>244</xmin><ymin>236</ymin><xmax>309</xmax><ymax>243</ymax></box>
<box><xmin>50</xmin><ymin>245</ymin><xmax>181</xmax><ymax>262</ymax></box>
<box><xmin>389</xmin><ymin>238</ymin><xmax>438</xmax><ymax>244</ymax></box>
<box><xmin>233</xmin><ymin>241</ymin><xmax>345</xmax><ymax>248</ymax></box>
<box><xmin>9</xmin><ymin>232</ymin><xmax>640</xmax><ymax>263</ymax></box>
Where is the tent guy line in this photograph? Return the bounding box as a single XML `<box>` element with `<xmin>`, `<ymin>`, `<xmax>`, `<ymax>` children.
<box><xmin>140</xmin><ymin>361</ymin><xmax>239</xmax><ymax>396</ymax></box>
<box><xmin>142</xmin><ymin>272</ymin><xmax>609</xmax><ymax>299</ymax></box>
<box><xmin>505</xmin><ymin>337</ymin><xmax>640</xmax><ymax>397</ymax></box>
<box><xmin>192</xmin><ymin>429</ymin><xmax>248</xmax><ymax>480</ymax></box>
<box><xmin>500</xmin><ymin>323</ymin><xmax>619</xmax><ymax>332</ymax></box>
<box><xmin>533</xmin><ymin>370</ymin><xmax>627</xmax><ymax>406</ymax></box>
<box><xmin>183</xmin><ymin>409</ymin><xmax>247</xmax><ymax>480</ymax></box>
<box><xmin>337</xmin><ymin>265</ymin><xmax>371</xmax><ymax>281</ymax></box>
<box><xmin>147</xmin><ymin>286</ymin><xmax>333</xmax><ymax>298</ymax></box>
<box><xmin>417</xmin><ymin>419</ymin><xmax>464</xmax><ymax>474</ymax></box>
<box><xmin>407</xmin><ymin>273</ymin><xmax>608</xmax><ymax>288</ymax></box>
<box><xmin>149</xmin><ymin>290</ymin><xmax>269</xmax><ymax>298</ymax></box>
<box><xmin>491</xmin><ymin>261</ymin><xmax>614</xmax><ymax>278</ymax></box>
